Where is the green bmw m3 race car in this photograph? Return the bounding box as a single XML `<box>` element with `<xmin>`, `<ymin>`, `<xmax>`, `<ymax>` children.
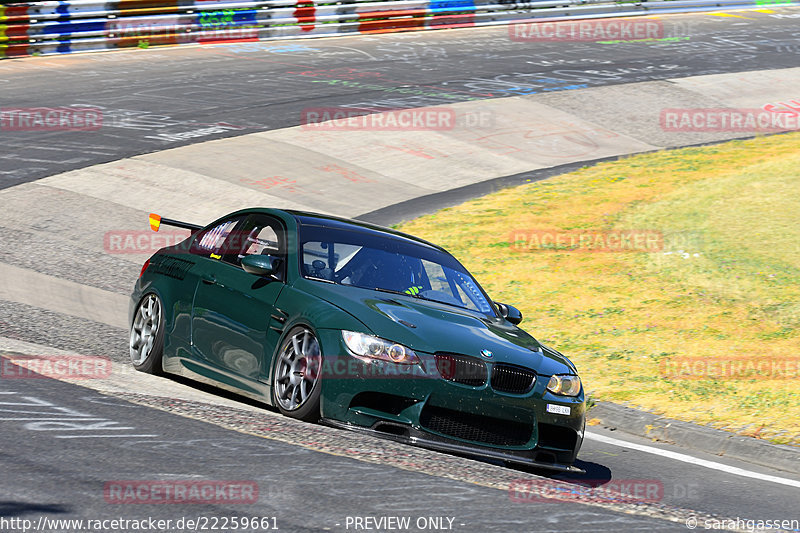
<box><xmin>129</xmin><ymin>208</ymin><xmax>585</xmax><ymax>472</ymax></box>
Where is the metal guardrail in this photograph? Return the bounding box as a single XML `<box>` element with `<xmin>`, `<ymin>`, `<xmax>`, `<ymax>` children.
<box><xmin>0</xmin><ymin>0</ymin><xmax>793</xmax><ymax>58</ymax></box>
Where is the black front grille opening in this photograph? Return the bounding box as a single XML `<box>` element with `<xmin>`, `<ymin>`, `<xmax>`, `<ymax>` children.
<box><xmin>349</xmin><ymin>392</ymin><xmax>418</xmax><ymax>416</ymax></box>
<box><xmin>420</xmin><ymin>405</ymin><xmax>532</xmax><ymax>446</ymax></box>
<box><xmin>373</xmin><ymin>422</ymin><xmax>411</xmax><ymax>437</ymax></box>
<box><xmin>538</xmin><ymin>423</ymin><xmax>578</xmax><ymax>451</ymax></box>
<box><xmin>434</xmin><ymin>353</ymin><xmax>488</xmax><ymax>386</ymax></box>
<box><xmin>491</xmin><ymin>364</ymin><xmax>536</xmax><ymax>394</ymax></box>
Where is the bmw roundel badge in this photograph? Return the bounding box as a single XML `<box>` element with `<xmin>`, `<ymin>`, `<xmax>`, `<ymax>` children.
<box><xmin>480</xmin><ymin>349</ymin><xmax>493</xmax><ymax>359</ymax></box>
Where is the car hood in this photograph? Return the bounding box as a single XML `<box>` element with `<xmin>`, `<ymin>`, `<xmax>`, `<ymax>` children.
<box><xmin>301</xmin><ymin>281</ymin><xmax>576</xmax><ymax>375</ymax></box>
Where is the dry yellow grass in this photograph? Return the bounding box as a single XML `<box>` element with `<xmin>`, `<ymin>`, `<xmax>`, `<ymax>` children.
<box><xmin>399</xmin><ymin>133</ymin><xmax>800</xmax><ymax>445</ymax></box>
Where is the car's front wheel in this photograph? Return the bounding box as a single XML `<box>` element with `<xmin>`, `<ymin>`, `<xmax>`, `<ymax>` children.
<box><xmin>130</xmin><ymin>293</ymin><xmax>165</xmax><ymax>374</ymax></box>
<box><xmin>272</xmin><ymin>326</ymin><xmax>322</xmax><ymax>422</ymax></box>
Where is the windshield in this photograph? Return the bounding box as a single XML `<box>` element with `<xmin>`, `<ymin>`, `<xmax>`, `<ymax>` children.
<box><xmin>298</xmin><ymin>225</ymin><xmax>497</xmax><ymax>317</ymax></box>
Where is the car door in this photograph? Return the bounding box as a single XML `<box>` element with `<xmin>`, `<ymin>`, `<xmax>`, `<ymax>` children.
<box><xmin>190</xmin><ymin>214</ymin><xmax>287</xmax><ymax>389</ymax></box>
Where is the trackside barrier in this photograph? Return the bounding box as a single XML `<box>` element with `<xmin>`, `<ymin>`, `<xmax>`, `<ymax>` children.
<box><xmin>1</xmin><ymin>0</ymin><xmax>796</xmax><ymax>58</ymax></box>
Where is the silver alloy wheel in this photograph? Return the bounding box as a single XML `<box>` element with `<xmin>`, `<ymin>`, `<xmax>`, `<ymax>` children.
<box><xmin>130</xmin><ymin>294</ymin><xmax>162</xmax><ymax>366</ymax></box>
<box><xmin>274</xmin><ymin>328</ymin><xmax>321</xmax><ymax>411</ymax></box>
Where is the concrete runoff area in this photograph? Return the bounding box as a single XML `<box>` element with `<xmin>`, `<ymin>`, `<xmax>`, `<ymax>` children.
<box><xmin>2</xmin><ymin>65</ymin><xmax>799</xmax><ymax>349</ymax></box>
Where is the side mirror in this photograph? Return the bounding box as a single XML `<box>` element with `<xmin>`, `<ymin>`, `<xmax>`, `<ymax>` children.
<box><xmin>495</xmin><ymin>302</ymin><xmax>523</xmax><ymax>325</ymax></box>
<box><xmin>242</xmin><ymin>255</ymin><xmax>277</xmax><ymax>277</ymax></box>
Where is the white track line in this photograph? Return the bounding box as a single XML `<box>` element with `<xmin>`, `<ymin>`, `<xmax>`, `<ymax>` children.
<box><xmin>0</xmin><ymin>417</ymin><xmax>105</xmax><ymax>421</ymax></box>
<box><xmin>55</xmin><ymin>434</ymin><xmax>158</xmax><ymax>439</ymax></box>
<box><xmin>585</xmin><ymin>431</ymin><xmax>800</xmax><ymax>489</ymax></box>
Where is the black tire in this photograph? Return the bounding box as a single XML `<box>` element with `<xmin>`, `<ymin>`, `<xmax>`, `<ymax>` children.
<box><xmin>272</xmin><ymin>326</ymin><xmax>322</xmax><ymax>422</ymax></box>
<box><xmin>129</xmin><ymin>293</ymin><xmax>165</xmax><ymax>374</ymax></box>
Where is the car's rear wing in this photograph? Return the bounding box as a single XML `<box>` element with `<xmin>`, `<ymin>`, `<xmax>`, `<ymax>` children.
<box><xmin>148</xmin><ymin>213</ymin><xmax>202</xmax><ymax>233</ymax></box>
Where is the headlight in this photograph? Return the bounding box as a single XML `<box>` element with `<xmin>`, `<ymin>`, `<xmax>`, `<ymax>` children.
<box><xmin>547</xmin><ymin>374</ymin><xmax>582</xmax><ymax>396</ymax></box>
<box><xmin>342</xmin><ymin>331</ymin><xmax>419</xmax><ymax>365</ymax></box>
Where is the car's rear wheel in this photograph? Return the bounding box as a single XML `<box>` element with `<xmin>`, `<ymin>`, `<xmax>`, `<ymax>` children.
<box><xmin>272</xmin><ymin>326</ymin><xmax>322</xmax><ymax>422</ymax></box>
<box><xmin>130</xmin><ymin>293</ymin><xmax>165</xmax><ymax>374</ymax></box>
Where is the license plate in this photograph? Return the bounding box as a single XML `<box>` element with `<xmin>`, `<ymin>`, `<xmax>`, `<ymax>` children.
<box><xmin>546</xmin><ymin>403</ymin><xmax>570</xmax><ymax>416</ymax></box>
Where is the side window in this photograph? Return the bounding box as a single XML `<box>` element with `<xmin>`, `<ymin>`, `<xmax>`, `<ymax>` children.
<box><xmin>242</xmin><ymin>226</ymin><xmax>280</xmax><ymax>257</ymax></box>
<box><xmin>190</xmin><ymin>217</ymin><xmax>242</xmax><ymax>257</ymax></box>
<box><xmin>227</xmin><ymin>215</ymin><xmax>287</xmax><ymax>279</ymax></box>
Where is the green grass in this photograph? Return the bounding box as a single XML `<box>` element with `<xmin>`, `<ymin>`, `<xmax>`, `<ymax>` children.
<box><xmin>399</xmin><ymin>133</ymin><xmax>800</xmax><ymax>445</ymax></box>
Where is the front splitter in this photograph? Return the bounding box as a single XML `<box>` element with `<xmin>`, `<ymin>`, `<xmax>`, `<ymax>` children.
<box><xmin>321</xmin><ymin>418</ymin><xmax>585</xmax><ymax>474</ymax></box>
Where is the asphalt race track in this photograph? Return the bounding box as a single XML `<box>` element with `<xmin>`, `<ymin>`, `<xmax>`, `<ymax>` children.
<box><xmin>3</xmin><ymin>351</ymin><xmax>800</xmax><ymax>532</ymax></box>
<box><xmin>1</xmin><ymin>10</ymin><xmax>800</xmax><ymax>189</ymax></box>
<box><xmin>1</xmin><ymin>7</ymin><xmax>800</xmax><ymax>533</ymax></box>
<box><xmin>0</xmin><ymin>373</ymin><xmax>696</xmax><ymax>532</ymax></box>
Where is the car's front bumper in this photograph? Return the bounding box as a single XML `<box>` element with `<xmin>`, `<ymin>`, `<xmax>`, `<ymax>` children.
<box><xmin>317</xmin><ymin>329</ymin><xmax>585</xmax><ymax>471</ymax></box>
